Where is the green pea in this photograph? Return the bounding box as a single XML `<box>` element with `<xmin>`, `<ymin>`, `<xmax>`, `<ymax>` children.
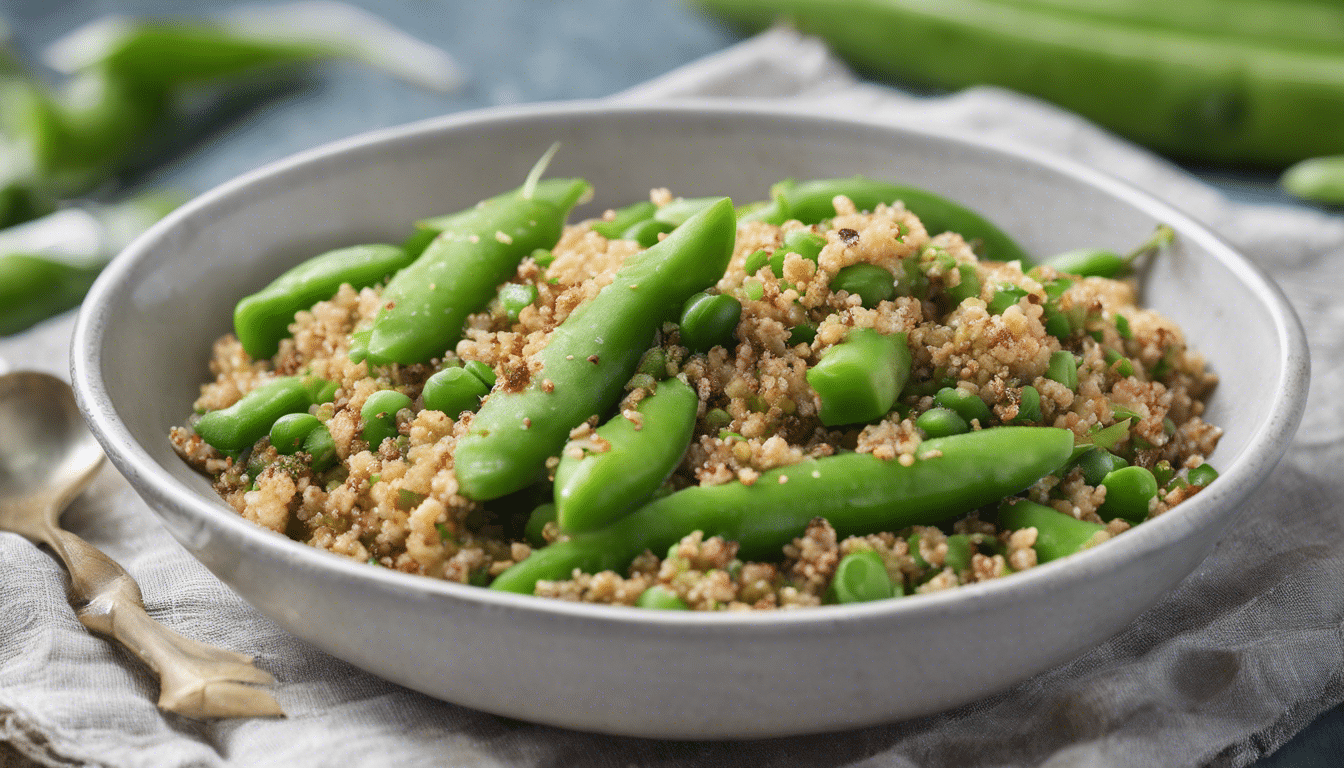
<box><xmin>916</xmin><ymin>407</ymin><xmax>969</xmax><ymax>438</ymax></box>
<box><xmin>831</xmin><ymin>264</ymin><xmax>896</xmax><ymax>307</ymax></box>
<box><xmin>945</xmin><ymin>263</ymin><xmax>981</xmax><ymax>306</ymax></box>
<box><xmin>933</xmin><ymin>387</ymin><xmax>994</xmax><ymax>427</ymax></box>
<box><xmin>531</xmin><ymin>248</ymin><xmax>556</xmax><ymax>268</ymax></box>
<box><xmin>1114</xmin><ymin>314</ymin><xmax>1132</xmax><ymax>340</ymax></box>
<box><xmin>781</xmin><ymin>229</ymin><xmax>826</xmax><ymax>260</ymax></box>
<box><xmin>464</xmin><ymin>360</ymin><xmax>497</xmax><ymax>389</ymax></box>
<box><xmin>1045</xmin><ymin>350</ymin><xmax>1078</xmax><ymax>390</ymax></box>
<box><xmin>622</xmin><ymin>218</ymin><xmax>674</xmax><ymax>248</ymax></box>
<box><xmin>638</xmin><ymin>348</ymin><xmax>669</xmax><ymax>379</ymax></box>
<box><xmin>944</xmin><ymin>534</ymin><xmax>973</xmax><ymax>572</ymax></box>
<box><xmin>1099</xmin><ymin>465</ymin><xmax>1158</xmax><ymax>523</ymax></box>
<box><xmin>1042</xmin><ymin>304</ymin><xmax>1073</xmax><ymax>340</ymax></box>
<box><xmin>741</xmin><ymin>279</ymin><xmax>765</xmax><ymax>302</ymax></box>
<box><xmin>270</xmin><ymin>412</ymin><xmax>322</xmax><ymax>455</ymax></box>
<box><xmin>1188</xmin><ymin>463</ymin><xmax>1219</xmax><ymax>487</ymax></box>
<box><xmin>423</xmin><ymin>367</ymin><xmax>489</xmax><ymax>417</ymax></box>
<box><xmin>1153</xmin><ymin>460</ymin><xmax>1176</xmax><ymax>488</ymax></box>
<box><xmin>361</xmin><ymin>390</ymin><xmax>413</xmax><ymax>448</ymax></box>
<box><xmin>636</xmin><ymin>585</ymin><xmax>690</xmax><ymax>610</ymax></box>
<box><xmin>1076</xmin><ymin>448</ymin><xmax>1128</xmax><ymax>486</ymax></box>
<box><xmin>303</xmin><ymin>423</ymin><xmax>338</xmax><ymax>472</ymax></box>
<box><xmin>987</xmin><ymin>284</ymin><xmax>1028</xmax><ymax>315</ymax></box>
<box><xmin>1013</xmin><ymin>386</ymin><xmax>1042</xmax><ymax>424</ymax></box>
<box><xmin>826</xmin><ymin>551</ymin><xmax>896</xmax><ymax>604</ymax></box>
<box><xmin>498</xmin><ymin>282</ymin><xmax>538</xmax><ymax>323</ymax></box>
<box><xmin>679</xmin><ymin>292</ymin><xmax>741</xmax><ymax>352</ymax></box>
<box><xmin>743</xmin><ymin>249</ymin><xmax>770</xmax><ymax>276</ymax></box>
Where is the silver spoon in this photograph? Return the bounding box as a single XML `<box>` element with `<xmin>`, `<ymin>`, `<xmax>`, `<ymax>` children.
<box><xmin>0</xmin><ymin>371</ymin><xmax>283</xmax><ymax>718</ymax></box>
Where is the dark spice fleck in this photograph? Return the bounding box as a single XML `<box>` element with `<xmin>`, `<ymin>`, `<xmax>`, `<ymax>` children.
<box><xmin>588</xmin><ymin>355</ymin><xmax>600</xmax><ymax>364</ymax></box>
<box><xmin>838</xmin><ymin>228</ymin><xmax>860</xmax><ymax>245</ymax></box>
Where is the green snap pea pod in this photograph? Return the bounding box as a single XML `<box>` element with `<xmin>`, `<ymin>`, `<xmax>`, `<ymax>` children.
<box><xmin>679</xmin><ymin>292</ymin><xmax>741</xmax><ymax>352</ymax></box>
<box><xmin>831</xmin><ymin>264</ymin><xmax>896</xmax><ymax>307</ymax></box>
<box><xmin>491</xmin><ymin>426</ymin><xmax>1074</xmax><ymax>594</ymax></box>
<box><xmin>1281</xmin><ymin>156</ymin><xmax>1344</xmax><ymax>204</ymax></box>
<box><xmin>1045</xmin><ymin>350</ymin><xmax>1079</xmax><ymax>390</ymax></box>
<box><xmin>1099</xmin><ymin>465</ymin><xmax>1159</xmax><ymax>523</ymax></box>
<box><xmin>807</xmin><ymin>329</ymin><xmax>911</xmax><ymax>427</ymax></box>
<box><xmin>454</xmin><ymin>197</ymin><xmax>737</xmax><ymax>502</ymax></box>
<box><xmin>934</xmin><ymin>387</ymin><xmax>994</xmax><ymax>427</ymax></box>
<box><xmin>1044</xmin><ymin>225</ymin><xmax>1174</xmax><ymax>278</ymax></box>
<box><xmin>916</xmin><ymin>407</ymin><xmax>968</xmax><ymax>438</ymax></box>
<box><xmin>367</xmin><ymin>177</ymin><xmax>591</xmax><ymax>364</ymax></box>
<box><xmin>591</xmin><ymin>201</ymin><xmax>656</xmax><ymax>239</ymax></box>
<box><xmin>269</xmin><ymin>412</ymin><xmax>322</xmax><ymax>455</ymax></box>
<box><xmin>361</xmin><ymin>390</ymin><xmax>413</xmax><ymax>449</ymax></box>
<box><xmin>826</xmin><ymin>550</ymin><xmax>897</xmax><ymax>603</ymax></box>
<box><xmin>194</xmin><ymin>375</ymin><xmax>331</xmax><ymax>452</ymax></box>
<box><xmin>234</xmin><ymin>244</ymin><xmax>414</xmax><ymax>359</ymax></box>
<box><xmin>422</xmin><ymin>367</ymin><xmax>489</xmax><ymax>417</ymax></box>
<box><xmin>636</xmin><ymin>585</ymin><xmax>690</xmax><ymax>610</ymax></box>
<box><xmin>742</xmin><ymin>176</ymin><xmax>1031</xmax><ymax>264</ymax></box>
<box><xmin>997</xmin><ymin>498</ymin><xmax>1106</xmax><ymax>563</ymax></box>
<box><xmin>0</xmin><ymin>254</ymin><xmax>101</xmax><ymax>336</ymax></box>
<box><xmin>695</xmin><ymin>1</ymin><xmax>1344</xmax><ymax>165</ymax></box>
<box><xmin>555</xmin><ymin>377</ymin><xmax>699</xmax><ymax>533</ymax></box>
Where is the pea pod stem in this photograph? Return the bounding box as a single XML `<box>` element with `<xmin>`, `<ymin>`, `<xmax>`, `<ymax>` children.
<box><xmin>454</xmin><ymin>197</ymin><xmax>738</xmax><ymax>502</ymax></box>
<box><xmin>491</xmin><ymin>426</ymin><xmax>1074</xmax><ymax>594</ymax></box>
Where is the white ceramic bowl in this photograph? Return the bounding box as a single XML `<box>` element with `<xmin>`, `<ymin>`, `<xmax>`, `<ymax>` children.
<box><xmin>71</xmin><ymin>102</ymin><xmax>1308</xmax><ymax>739</ymax></box>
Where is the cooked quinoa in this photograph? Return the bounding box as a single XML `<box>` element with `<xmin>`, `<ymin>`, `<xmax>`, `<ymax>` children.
<box><xmin>173</xmin><ymin>189</ymin><xmax>1221</xmax><ymax>610</ymax></box>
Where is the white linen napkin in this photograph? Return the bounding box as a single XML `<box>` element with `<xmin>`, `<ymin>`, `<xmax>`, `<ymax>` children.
<box><xmin>3</xmin><ymin>27</ymin><xmax>1343</xmax><ymax>768</ymax></box>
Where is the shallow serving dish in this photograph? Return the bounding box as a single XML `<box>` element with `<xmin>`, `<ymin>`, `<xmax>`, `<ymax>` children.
<box><xmin>71</xmin><ymin>102</ymin><xmax>1307</xmax><ymax>738</ymax></box>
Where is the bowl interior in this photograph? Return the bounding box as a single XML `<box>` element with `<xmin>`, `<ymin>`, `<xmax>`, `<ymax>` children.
<box><xmin>72</xmin><ymin>102</ymin><xmax>1307</xmax><ymax>737</ymax></box>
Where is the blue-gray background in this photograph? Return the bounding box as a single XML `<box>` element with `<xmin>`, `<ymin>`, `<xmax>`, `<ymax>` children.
<box><xmin>1</xmin><ymin>0</ymin><xmax>1338</xmax><ymax>764</ymax></box>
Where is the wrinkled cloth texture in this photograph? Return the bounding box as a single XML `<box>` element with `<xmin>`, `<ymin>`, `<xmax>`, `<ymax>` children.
<box><xmin>3</xmin><ymin>27</ymin><xmax>1343</xmax><ymax>768</ymax></box>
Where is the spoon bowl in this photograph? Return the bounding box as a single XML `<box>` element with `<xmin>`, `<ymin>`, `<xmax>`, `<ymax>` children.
<box><xmin>0</xmin><ymin>371</ymin><xmax>105</xmax><ymax>534</ymax></box>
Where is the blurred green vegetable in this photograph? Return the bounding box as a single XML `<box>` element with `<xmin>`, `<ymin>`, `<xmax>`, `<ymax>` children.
<box><xmin>695</xmin><ymin>0</ymin><xmax>1344</xmax><ymax>166</ymax></box>
<box><xmin>1281</xmin><ymin>155</ymin><xmax>1344</xmax><ymax>204</ymax></box>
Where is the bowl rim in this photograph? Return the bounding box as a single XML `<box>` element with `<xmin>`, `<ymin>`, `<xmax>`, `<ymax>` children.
<box><xmin>70</xmin><ymin>99</ymin><xmax>1309</xmax><ymax>629</ymax></box>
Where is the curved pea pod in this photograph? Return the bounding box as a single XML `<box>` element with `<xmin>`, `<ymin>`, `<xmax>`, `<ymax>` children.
<box><xmin>1282</xmin><ymin>156</ymin><xmax>1344</xmax><ymax>205</ymax></box>
<box><xmin>1044</xmin><ymin>225</ymin><xmax>1174</xmax><ymax>278</ymax></box>
<box><xmin>807</xmin><ymin>329</ymin><xmax>911</xmax><ymax>427</ymax></box>
<box><xmin>831</xmin><ymin>264</ymin><xmax>896</xmax><ymax>307</ymax></box>
<box><xmin>743</xmin><ymin>176</ymin><xmax>1032</xmax><ymax>265</ymax></box>
<box><xmin>555</xmin><ymin>377</ymin><xmax>699</xmax><ymax>534</ymax></box>
<box><xmin>491</xmin><ymin>426</ymin><xmax>1074</xmax><ymax>593</ymax></box>
<box><xmin>234</xmin><ymin>243</ymin><xmax>414</xmax><ymax>359</ymax></box>
<box><xmin>194</xmin><ymin>375</ymin><xmax>330</xmax><ymax>452</ymax></box>
<box><xmin>366</xmin><ymin>177</ymin><xmax>591</xmax><ymax>364</ymax></box>
<box><xmin>997</xmin><ymin>498</ymin><xmax>1106</xmax><ymax>563</ymax></box>
<box><xmin>422</xmin><ymin>366</ymin><xmax>490</xmax><ymax>417</ymax></box>
<box><xmin>454</xmin><ymin>197</ymin><xmax>737</xmax><ymax>502</ymax></box>
<box><xmin>653</xmin><ymin>196</ymin><xmax>723</xmax><ymax>227</ymax></box>
<box><xmin>269</xmin><ymin>412</ymin><xmax>322</xmax><ymax>455</ymax></box>
<box><xmin>933</xmin><ymin>386</ymin><xmax>994</xmax><ymax>427</ymax></box>
<box><xmin>303</xmin><ymin>423</ymin><xmax>339</xmax><ymax>473</ymax></box>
